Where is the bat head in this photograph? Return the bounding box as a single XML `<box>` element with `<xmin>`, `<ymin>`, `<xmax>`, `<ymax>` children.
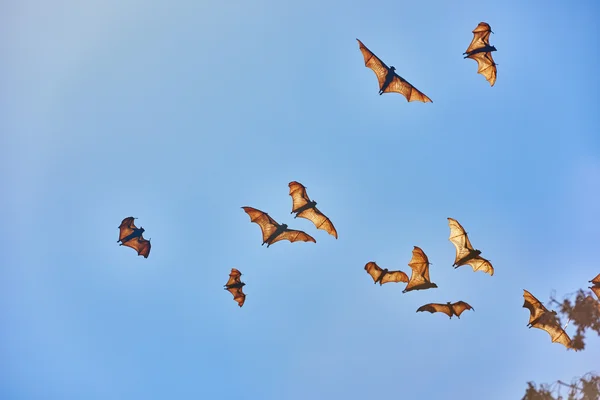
<box><xmin>389</xmin><ymin>66</ymin><xmax>396</xmax><ymax>71</ymax></box>
<box><xmin>139</xmin><ymin>227</ymin><xmax>145</xmax><ymax>233</ymax></box>
<box><xmin>281</xmin><ymin>223</ymin><xmax>288</xmax><ymax>229</ymax></box>
<box><xmin>489</xmin><ymin>45</ymin><xmax>497</xmax><ymax>51</ymax></box>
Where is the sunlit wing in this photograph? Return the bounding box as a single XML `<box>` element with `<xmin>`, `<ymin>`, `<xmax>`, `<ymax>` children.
<box><xmin>523</xmin><ymin>290</ymin><xmax>549</xmax><ymax>325</ymax></box>
<box><xmin>296</xmin><ymin>207</ymin><xmax>338</xmax><ymax>239</ymax></box>
<box><xmin>404</xmin><ymin>246</ymin><xmax>434</xmax><ymax>291</ymax></box>
<box><xmin>122</xmin><ymin>237</ymin><xmax>151</xmax><ymax>258</ymax></box>
<box><xmin>364</xmin><ymin>262</ymin><xmax>384</xmax><ymax>283</ymax></box>
<box><xmin>225</xmin><ymin>268</ymin><xmax>242</xmax><ymax>287</ymax></box>
<box><xmin>242</xmin><ymin>206</ymin><xmax>280</xmax><ymax>244</ymax></box>
<box><xmin>452</xmin><ymin>301</ymin><xmax>474</xmax><ymax>317</ymax></box>
<box><xmin>467</xmin><ymin>52</ymin><xmax>497</xmax><ymax>86</ymax></box>
<box><xmin>590</xmin><ymin>274</ymin><xmax>600</xmax><ymax>300</ymax></box>
<box><xmin>118</xmin><ymin>216</ymin><xmax>137</xmax><ymax>241</ymax></box>
<box><xmin>227</xmin><ymin>287</ymin><xmax>246</xmax><ymax>307</ymax></box>
<box><xmin>417</xmin><ymin>303</ymin><xmax>453</xmax><ymax>317</ymax></box>
<box><xmin>357</xmin><ymin>39</ymin><xmax>389</xmax><ymax>90</ymax></box>
<box><xmin>288</xmin><ymin>181</ymin><xmax>311</xmax><ymax>212</ymax></box>
<box><xmin>447</xmin><ymin>218</ymin><xmax>474</xmax><ymax>263</ymax></box>
<box><xmin>268</xmin><ymin>229</ymin><xmax>316</xmax><ymax>246</ymax></box>
<box><xmin>534</xmin><ymin>319</ymin><xmax>572</xmax><ymax>349</ymax></box>
<box><xmin>384</xmin><ymin>75</ymin><xmax>433</xmax><ymax>103</ymax></box>
<box><xmin>380</xmin><ymin>270</ymin><xmax>409</xmax><ymax>285</ymax></box>
<box><xmin>464</xmin><ymin>256</ymin><xmax>494</xmax><ymax>276</ymax></box>
<box><xmin>465</xmin><ymin>22</ymin><xmax>492</xmax><ymax>54</ymax></box>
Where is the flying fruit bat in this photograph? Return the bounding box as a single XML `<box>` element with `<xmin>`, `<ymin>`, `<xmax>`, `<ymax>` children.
<box><xmin>224</xmin><ymin>268</ymin><xmax>246</xmax><ymax>307</ymax></box>
<box><xmin>117</xmin><ymin>216</ymin><xmax>151</xmax><ymax>258</ymax></box>
<box><xmin>242</xmin><ymin>206</ymin><xmax>316</xmax><ymax>247</ymax></box>
<box><xmin>364</xmin><ymin>262</ymin><xmax>409</xmax><ymax>285</ymax></box>
<box><xmin>356</xmin><ymin>38</ymin><xmax>432</xmax><ymax>103</ymax></box>
<box><xmin>464</xmin><ymin>22</ymin><xmax>497</xmax><ymax>86</ymax></box>
<box><xmin>590</xmin><ymin>273</ymin><xmax>600</xmax><ymax>300</ymax></box>
<box><xmin>522</xmin><ymin>289</ymin><xmax>573</xmax><ymax>350</ymax></box>
<box><xmin>416</xmin><ymin>301</ymin><xmax>474</xmax><ymax>319</ymax></box>
<box><xmin>288</xmin><ymin>181</ymin><xmax>338</xmax><ymax>239</ymax></box>
<box><xmin>447</xmin><ymin>218</ymin><xmax>494</xmax><ymax>276</ymax></box>
<box><xmin>403</xmin><ymin>246</ymin><xmax>438</xmax><ymax>293</ymax></box>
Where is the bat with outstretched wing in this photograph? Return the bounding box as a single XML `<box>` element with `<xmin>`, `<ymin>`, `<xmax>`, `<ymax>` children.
<box><xmin>224</xmin><ymin>268</ymin><xmax>246</xmax><ymax>307</ymax></box>
<box><xmin>464</xmin><ymin>22</ymin><xmax>497</xmax><ymax>86</ymax></box>
<box><xmin>288</xmin><ymin>181</ymin><xmax>337</xmax><ymax>239</ymax></box>
<box><xmin>589</xmin><ymin>274</ymin><xmax>600</xmax><ymax>300</ymax></box>
<box><xmin>117</xmin><ymin>216</ymin><xmax>151</xmax><ymax>258</ymax></box>
<box><xmin>416</xmin><ymin>301</ymin><xmax>474</xmax><ymax>319</ymax></box>
<box><xmin>522</xmin><ymin>289</ymin><xmax>573</xmax><ymax>350</ymax></box>
<box><xmin>403</xmin><ymin>246</ymin><xmax>438</xmax><ymax>293</ymax></box>
<box><xmin>364</xmin><ymin>262</ymin><xmax>409</xmax><ymax>286</ymax></box>
<box><xmin>357</xmin><ymin>39</ymin><xmax>432</xmax><ymax>103</ymax></box>
<box><xmin>242</xmin><ymin>206</ymin><xmax>316</xmax><ymax>247</ymax></box>
<box><xmin>447</xmin><ymin>218</ymin><xmax>494</xmax><ymax>276</ymax></box>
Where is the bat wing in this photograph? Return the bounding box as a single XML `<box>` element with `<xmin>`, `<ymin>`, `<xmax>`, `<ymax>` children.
<box><xmin>267</xmin><ymin>229</ymin><xmax>316</xmax><ymax>246</ymax></box>
<box><xmin>288</xmin><ymin>181</ymin><xmax>311</xmax><ymax>212</ymax></box>
<box><xmin>523</xmin><ymin>289</ymin><xmax>549</xmax><ymax>325</ymax></box>
<box><xmin>364</xmin><ymin>262</ymin><xmax>384</xmax><ymax>284</ymax></box>
<box><xmin>118</xmin><ymin>216</ymin><xmax>138</xmax><ymax>241</ymax></box>
<box><xmin>225</xmin><ymin>268</ymin><xmax>243</xmax><ymax>287</ymax></box>
<box><xmin>417</xmin><ymin>303</ymin><xmax>453</xmax><ymax>318</ymax></box>
<box><xmin>383</xmin><ymin>74</ymin><xmax>433</xmax><ymax>103</ymax></box>
<box><xmin>296</xmin><ymin>207</ymin><xmax>338</xmax><ymax>239</ymax></box>
<box><xmin>451</xmin><ymin>301</ymin><xmax>474</xmax><ymax>317</ymax></box>
<box><xmin>227</xmin><ymin>287</ymin><xmax>246</xmax><ymax>307</ymax></box>
<box><xmin>590</xmin><ymin>273</ymin><xmax>600</xmax><ymax>300</ymax></box>
<box><xmin>463</xmin><ymin>256</ymin><xmax>494</xmax><ymax>275</ymax></box>
<box><xmin>121</xmin><ymin>237</ymin><xmax>151</xmax><ymax>258</ymax></box>
<box><xmin>466</xmin><ymin>52</ymin><xmax>497</xmax><ymax>86</ymax></box>
<box><xmin>465</xmin><ymin>22</ymin><xmax>492</xmax><ymax>54</ymax></box>
<box><xmin>404</xmin><ymin>246</ymin><xmax>435</xmax><ymax>292</ymax></box>
<box><xmin>447</xmin><ymin>218</ymin><xmax>474</xmax><ymax>263</ymax></box>
<box><xmin>534</xmin><ymin>318</ymin><xmax>573</xmax><ymax>349</ymax></box>
<box><xmin>380</xmin><ymin>270</ymin><xmax>409</xmax><ymax>285</ymax></box>
<box><xmin>357</xmin><ymin>39</ymin><xmax>389</xmax><ymax>91</ymax></box>
<box><xmin>242</xmin><ymin>206</ymin><xmax>280</xmax><ymax>244</ymax></box>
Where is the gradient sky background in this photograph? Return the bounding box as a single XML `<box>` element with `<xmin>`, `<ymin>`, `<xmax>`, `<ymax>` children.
<box><xmin>2</xmin><ymin>0</ymin><xmax>599</xmax><ymax>399</ymax></box>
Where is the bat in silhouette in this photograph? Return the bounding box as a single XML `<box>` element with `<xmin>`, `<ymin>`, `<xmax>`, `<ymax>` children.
<box><xmin>403</xmin><ymin>246</ymin><xmax>438</xmax><ymax>293</ymax></box>
<box><xmin>288</xmin><ymin>181</ymin><xmax>337</xmax><ymax>239</ymax></box>
<box><xmin>416</xmin><ymin>301</ymin><xmax>474</xmax><ymax>319</ymax></box>
<box><xmin>589</xmin><ymin>273</ymin><xmax>600</xmax><ymax>300</ymax></box>
<box><xmin>464</xmin><ymin>22</ymin><xmax>497</xmax><ymax>86</ymax></box>
<box><xmin>117</xmin><ymin>216</ymin><xmax>151</xmax><ymax>258</ymax></box>
<box><xmin>522</xmin><ymin>289</ymin><xmax>573</xmax><ymax>349</ymax></box>
<box><xmin>357</xmin><ymin>39</ymin><xmax>432</xmax><ymax>103</ymax></box>
<box><xmin>224</xmin><ymin>268</ymin><xmax>246</xmax><ymax>307</ymax></box>
<box><xmin>448</xmin><ymin>218</ymin><xmax>494</xmax><ymax>276</ymax></box>
<box><xmin>364</xmin><ymin>262</ymin><xmax>409</xmax><ymax>285</ymax></box>
<box><xmin>242</xmin><ymin>206</ymin><xmax>316</xmax><ymax>247</ymax></box>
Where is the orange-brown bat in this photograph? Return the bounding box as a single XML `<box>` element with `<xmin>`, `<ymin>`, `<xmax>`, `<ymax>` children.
<box><xmin>416</xmin><ymin>301</ymin><xmax>474</xmax><ymax>319</ymax></box>
<box><xmin>288</xmin><ymin>181</ymin><xmax>337</xmax><ymax>239</ymax></box>
<box><xmin>357</xmin><ymin>38</ymin><xmax>432</xmax><ymax>103</ymax></box>
<box><xmin>590</xmin><ymin>274</ymin><xmax>600</xmax><ymax>300</ymax></box>
<box><xmin>117</xmin><ymin>216</ymin><xmax>151</xmax><ymax>258</ymax></box>
<box><xmin>242</xmin><ymin>206</ymin><xmax>316</xmax><ymax>247</ymax></box>
<box><xmin>464</xmin><ymin>22</ymin><xmax>497</xmax><ymax>86</ymax></box>
<box><xmin>224</xmin><ymin>268</ymin><xmax>246</xmax><ymax>307</ymax></box>
<box><xmin>522</xmin><ymin>289</ymin><xmax>573</xmax><ymax>349</ymax></box>
<box><xmin>447</xmin><ymin>218</ymin><xmax>494</xmax><ymax>276</ymax></box>
<box><xmin>403</xmin><ymin>246</ymin><xmax>438</xmax><ymax>293</ymax></box>
<box><xmin>364</xmin><ymin>262</ymin><xmax>409</xmax><ymax>285</ymax></box>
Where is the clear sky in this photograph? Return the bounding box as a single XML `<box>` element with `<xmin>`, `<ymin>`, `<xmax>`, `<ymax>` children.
<box><xmin>2</xmin><ymin>0</ymin><xmax>599</xmax><ymax>399</ymax></box>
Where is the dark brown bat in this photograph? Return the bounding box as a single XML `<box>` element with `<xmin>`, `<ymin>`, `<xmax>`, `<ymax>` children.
<box><xmin>464</xmin><ymin>22</ymin><xmax>497</xmax><ymax>86</ymax></box>
<box><xmin>242</xmin><ymin>206</ymin><xmax>316</xmax><ymax>247</ymax></box>
<box><xmin>288</xmin><ymin>181</ymin><xmax>337</xmax><ymax>239</ymax></box>
<box><xmin>117</xmin><ymin>216</ymin><xmax>151</xmax><ymax>258</ymax></box>
<box><xmin>403</xmin><ymin>246</ymin><xmax>438</xmax><ymax>293</ymax></box>
<box><xmin>590</xmin><ymin>273</ymin><xmax>600</xmax><ymax>300</ymax></box>
<box><xmin>357</xmin><ymin>38</ymin><xmax>432</xmax><ymax>103</ymax></box>
<box><xmin>224</xmin><ymin>268</ymin><xmax>246</xmax><ymax>307</ymax></box>
<box><xmin>416</xmin><ymin>301</ymin><xmax>474</xmax><ymax>319</ymax></box>
<box><xmin>447</xmin><ymin>218</ymin><xmax>494</xmax><ymax>276</ymax></box>
<box><xmin>522</xmin><ymin>289</ymin><xmax>573</xmax><ymax>349</ymax></box>
<box><xmin>364</xmin><ymin>261</ymin><xmax>409</xmax><ymax>285</ymax></box>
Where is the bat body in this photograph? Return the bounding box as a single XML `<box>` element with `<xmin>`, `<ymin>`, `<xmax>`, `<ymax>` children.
<box><xmin>590</xmin><ymin>273</ymin><xmax>600</xmax><ymax>300</ymax></box>
<box><xmin>403</xmin><ymin>246</ymin><xmax>438</xmax><ymax>293</ymax></box>
<box><xmin>416</xmin><ymin>301</ymin><xmax>474</xmax><ymax>319</ymax></box>
<box><xmin>364</xmin><ymin>262</ymin><xmax>409</xmax><ymax>285</ymax></box>
<box><xmin>447</xmin><ymin>218</ymin><xmax>494</xmax><ymax>276</ymax></box>
<box><xmin>117</xmin><ymin>216</ymin><xmax>151</xmax><ymax>258</ymax></box>
<box><xmin>464</xmin><ymin>22</ymin><xmax>497</xmax><ymax>86</ymax></box>
<box><xmin>242</xmin><ymin>206</ymin><xmax>316</xmax><ymax>247</ymax></box>
<box><xmin>224</xmin><ymin>268</ymin><xmax>246</xmax><ymax>307</ymax></box>
<box><xmin>522</xmin><ymin>289</ymin><xmax>573</xmax><ymax>349</ymax></box>
<box><xmin>288</xmin><ymin>181</ymin><xmax>337</xmax><ymax>239</ymax></box>
<box><xmin>356</xmin><ymin>39</ymin><xmax>432</xmax><ymax>103</ymax></box>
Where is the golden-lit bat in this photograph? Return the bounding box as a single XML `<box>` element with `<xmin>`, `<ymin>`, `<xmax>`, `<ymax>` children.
<box><xmin>522</xmin><ymin>289</ymin><xmax>573</xmax><ymax>350</ymax></box>
<box><xmin>364</xmin><ymin>262</ymin><xmax>409</xmax><ymax>285</ymax></box>
<box><xmin>288</xmin><ymin>181</ymin><xmax>337</xmax><ymax>239</ymax></box>
<box><xmin>447</xmin><ymin>218</ymin><xmax>494</xmax><ymax>276</ymax></box>
<box><xmin>117</xmin><ymin>216</ymin><xmax>151</xmax><ymax>258</ymax></box>
<box><xmin>590</xmin><ymin>274</ymin><xmax>600</xmax><ymax>300</ymax></box>
<box><xmin>356</xmin><ymin>38</ymin><xmax>432</xmax><ymax>103</ymax></box>
<box><xmin>403</xmin><ymin>246</ymin><xmax>438</xmax><ymax>293</ymax></box>
<box><xmin>416</xmin><ymin>301</ymin><xmax>474</xmax><ymax>319</ymax></box>
<box><xmin>242</xmin><ymin>206</ymin><xmax>316</xmax><ymax>247</ymax></box>
<box><xmin>464</xmin><ymin>22</ymin><xmax>497</xmax><ymax>86</ymax></box>
<box><xmin>224</xmin><ymin>268</ymin><xmax>246</xmax><ymax>307</ymax></box>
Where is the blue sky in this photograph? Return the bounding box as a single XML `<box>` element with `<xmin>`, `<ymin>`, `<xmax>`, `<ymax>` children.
<box><xmin>2</xmin><ymin>0</ymin><xmax>599</xmax><ymax>399</ymax></box>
